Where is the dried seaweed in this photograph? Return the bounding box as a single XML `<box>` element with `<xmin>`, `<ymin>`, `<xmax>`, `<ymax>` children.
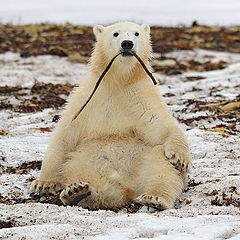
<box><xmin>0</xmin><ymin>82</ymin><xmax>74</xmax><ymax>113</ymax></box>
<box><xmin>1</xmin><ymin>24</ymin><xmax>240</xmax><ymax>76</ymax></box>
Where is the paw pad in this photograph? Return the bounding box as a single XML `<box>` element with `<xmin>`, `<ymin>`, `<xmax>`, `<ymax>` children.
<box><xmin>60</xmin><ymin>182</ymin><xmax>99</xmax><ymax>210</ymax></box>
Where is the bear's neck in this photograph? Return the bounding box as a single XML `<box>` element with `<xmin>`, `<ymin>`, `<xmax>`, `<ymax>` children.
<box><xmin>89</xmin><ymin>54</ymin><xmax>152</xmax><ymax>90</ymax></box>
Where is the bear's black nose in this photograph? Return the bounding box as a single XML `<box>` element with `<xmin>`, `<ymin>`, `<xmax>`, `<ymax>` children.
<box><xmin>121</xmin><ymin>40</ymin><xmax>134</xmax><ymax>50</ymax></box>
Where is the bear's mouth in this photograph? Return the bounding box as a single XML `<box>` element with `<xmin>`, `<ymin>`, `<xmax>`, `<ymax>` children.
<box><xmin>122</xmin><ymin>51</ymin><xmax>133</xmax><ymax>57</ymax></box>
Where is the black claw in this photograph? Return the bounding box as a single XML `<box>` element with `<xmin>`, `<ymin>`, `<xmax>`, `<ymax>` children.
<box><xmin>68</xmin><ymin>190</ymin><xmax>73</xmax><ymax>196</ymax></box>
<box><xmin>74</xmin><ymin>187</ymin><xmax>78</xmax><ymax>192</ymax></box>
<box><xmin>87</xmin><ymin>191</ymin><xmax>91</xmax><ymax>196</ymax></box>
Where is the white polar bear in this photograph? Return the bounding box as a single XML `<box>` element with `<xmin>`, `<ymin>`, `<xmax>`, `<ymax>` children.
<box><xmin>30</xmin><ymin>22</ymin><xmax>192</xmax><ymax>210</ymax></box>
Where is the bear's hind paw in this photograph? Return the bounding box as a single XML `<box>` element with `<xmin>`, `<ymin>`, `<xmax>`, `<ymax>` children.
<box><xmin>60</xmin><ymin>182</ymin><xmax>100</xmax><ymax>210</ymax></box>
<box><xmin>30</xmin><ymin>180</ymin><xmax>63</xmax><ymax>195</ymax></box>
<box><xmin>133</xmin><ymin>194</ymin><xmax>172</xmax><ymax>210</ymax></box>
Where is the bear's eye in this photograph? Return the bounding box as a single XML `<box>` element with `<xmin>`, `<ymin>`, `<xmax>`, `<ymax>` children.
<box><xmin>135</xmin><ymin>32</ymin><xmax>139</xmax><ymax>37</ymax></box>
<box><xmin>113</xmin><ymin>32</ymin><xmax>119</xmax><ymax>37</ymax></box>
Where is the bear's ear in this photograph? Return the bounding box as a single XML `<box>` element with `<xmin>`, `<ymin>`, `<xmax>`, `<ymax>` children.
<box><xmin>141</xmin><ymin>24</ymin><xmax>150</xmax><ymax>35</ymax></box>
<box><xmin>93</xmin><ymin>25</ymin><xmax>105</xmax><ymax>37</ymax></box>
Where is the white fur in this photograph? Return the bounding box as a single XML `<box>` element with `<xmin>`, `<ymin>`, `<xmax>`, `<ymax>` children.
<box><xmin>30</xmin><ymin>22</ymin><xmax>192</xmax><ymax>210</ymax></box>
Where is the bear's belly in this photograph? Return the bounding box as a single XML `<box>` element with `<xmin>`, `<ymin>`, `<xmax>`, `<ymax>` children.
<box><xmin>74</xmin><ymin>137</ymin><xmax>148</xmax><ymax>176</ymax></box>
<box><xmin>65</xmin><ymin>137</ymin><xmax>149</xmax><ymax>203</ymax></box>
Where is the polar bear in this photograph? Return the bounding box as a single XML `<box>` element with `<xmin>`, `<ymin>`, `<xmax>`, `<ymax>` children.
<box><xmin>30</xmin><ymin>22</ymin><xmax>192</xmax><ymax>210</ymax></box>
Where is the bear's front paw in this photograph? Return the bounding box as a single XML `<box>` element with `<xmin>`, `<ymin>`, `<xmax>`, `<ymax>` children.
<box><xmin>30</xmin><ymin>180</ymin><xmax>63</xmax><ymax>195</ymax></box>
<box><xmin>164</xmin><ymin>140</ymin><xmax>192</xmax><ymax>172</ymax></box>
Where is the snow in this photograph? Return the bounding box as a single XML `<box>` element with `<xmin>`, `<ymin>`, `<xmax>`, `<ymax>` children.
<box><xmin>0</xmin><ymin>49</ymin><xmax>240</xmax><ymax>239</ymax></box>
<box><xmin>0</xmin><ymin>52</ymin><xmax>87</xmax><ymax>87</ymax></box>
<box><xmin>0</xmin><ymin>204</ymin><xmax>240</xmax><ymax>239</ymax></box>
<box><xmin>1</xmin><ymin>0</ymin><xmax>240</xmax><ymax>26</ymax></box>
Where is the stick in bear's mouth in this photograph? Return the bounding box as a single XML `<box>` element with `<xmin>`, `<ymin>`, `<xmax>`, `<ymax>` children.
<box><xmin>71</xmin><ymin>50</ymin><xmax>157</xmax><ymax>122</ymax></box>
<box><xmin>122</xmin><ymin>51</ymin><xmax>133</xmax><ymax>57</ymax></box>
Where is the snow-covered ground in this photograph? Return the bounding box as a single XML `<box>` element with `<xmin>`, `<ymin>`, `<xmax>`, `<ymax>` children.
<box><xmin>0</xmin><ymin>49</ymin><xmax>240</xmax><ymax>239</ymax></box>
<box><xmin>1</xmin><ymin>0</ymin><xmax>240</xmax><ymax>26</ymax></box>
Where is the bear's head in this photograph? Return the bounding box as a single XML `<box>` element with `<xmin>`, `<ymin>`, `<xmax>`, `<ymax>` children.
<box><xmin>90</xmin><ymin>22</ymin><xmax>152</xmax><ymax>78</ymax></box>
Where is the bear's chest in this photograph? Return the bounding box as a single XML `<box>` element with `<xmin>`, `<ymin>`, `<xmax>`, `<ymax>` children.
<box><xmin>78</xmin><ymin>89</ymin><xmax>134</xmax><ymax>137</ymax></box>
